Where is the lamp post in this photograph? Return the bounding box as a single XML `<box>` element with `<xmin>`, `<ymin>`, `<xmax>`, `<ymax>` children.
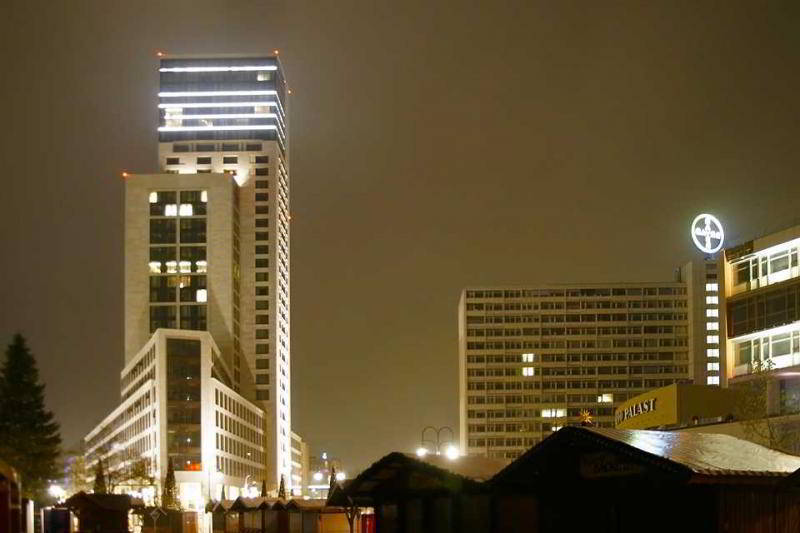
<box><xmin>418</xmin><ymin>426</ymin><xmax>456</xmax><ymax>457</ymax></box>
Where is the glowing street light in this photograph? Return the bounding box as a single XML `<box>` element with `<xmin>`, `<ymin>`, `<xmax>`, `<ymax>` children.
<box><xmin>335</xmin><ymin>472</ymin><xmax>346</xmax><ymax>481</ymax></box>
<box><xmin>444</xmin><ymin>445</ymin><xmax>460</xmax><ymax>460</ymax></box>
<box><xmin>416</xmin><ymin>447</ymin><xmax>429</xmax><ymax>458</ymax></box>
<box><xmin>48</xmin><ymin>484</ymin><xmax>66</xmax><ymax>502</ymax></box>
<box><xmin>313</xmin><ymin>472</ymin><xmax>323</xmax><ymax>482</ymax></box>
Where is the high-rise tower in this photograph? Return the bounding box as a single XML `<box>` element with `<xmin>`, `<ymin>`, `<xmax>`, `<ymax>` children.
<box><xmin>153</xmin><ymin>54</ymin><xmax>292</xmax><ymax>490</ymax></box>
<box><xmin>87</xmin><ymin>54</ymin><xmax>293</xmax><ymax>506</ymax></box>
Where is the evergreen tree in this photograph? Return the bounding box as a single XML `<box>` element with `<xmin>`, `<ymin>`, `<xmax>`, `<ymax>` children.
<box><xmin>93</xmin><ymin>458</ymin><xmax>107</xmax><ymax>494</ymax></box>
<box><xmin>161</xmin><ymin>458</ymin><xmax>179</xmax><ymax>509</ymax></box>
<box><xmin>0</xmin><ymin>334</ymin><xmax>62</xmax><ymax>499</ymax></box>
<box><xmin>277</xmin><ymin>474</ymin><xmax>286</xmax><ymax>499</ymax></box>
<box><xmin>260</xmin><ymin>479</ymin><xmax>267</xmax><ymax>497</ymax></box>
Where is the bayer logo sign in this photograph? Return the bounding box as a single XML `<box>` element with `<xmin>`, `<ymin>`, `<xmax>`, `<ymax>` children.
<box><xmin>691</xmin><ymin>214</ymin><xmax>724</xmax><ymax>254</ymax></box>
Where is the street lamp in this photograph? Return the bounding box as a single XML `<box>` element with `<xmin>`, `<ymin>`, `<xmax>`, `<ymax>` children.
<box><xmin>419</xmin><ymin>426</ymin><xmax>456</xmax><ymax>456</ymax></box>
<box><xmin>444</xmin><ymin>445</ymin><xmax>460</xmax><ymax>460</ymax></box>
<box><xmin>48</xmin><ymin>484</ymin><xmax>66</xmax><ymax>502</ymax></box>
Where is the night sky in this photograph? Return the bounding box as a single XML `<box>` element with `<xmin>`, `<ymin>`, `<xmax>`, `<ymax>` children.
<box><xmin>2</xmin><ymin>1</ymin><xmax>800</xmax><ymax>472</ymax></box>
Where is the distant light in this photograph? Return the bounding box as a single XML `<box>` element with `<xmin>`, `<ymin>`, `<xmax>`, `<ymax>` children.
<box><xmin>156</xmin><ymin>51</ymin><xmax>165</xmax><ymax>57</ymax></box>
<box><xmin>287</xmin><ymin>89</ymin><xmax>292</xmax><ymax>95</ymax></box>
<box><xmin>273</xmin><ymin>49</ymin><xmax>279</xmax><ymax>55</ymax></box>
<box><xmin>312</xmin><ymin>472</ymin><xmax>323</xmax><ymax>481</ymax></box>
<box><xmin>121</xmin><ymin>171</ymin><xmax>129</xmax><ymax>178</ymax></box>
<box><xmin>445</xmin><ymin>446</ymin><xmax>460</xmax><ymax>460</ymax></box>
<box><xmin>416</xmin><ymin>447</ymin><xmax>428</xmax><ymax>458</ymax></box>
<box><xmin>335</xmin><ymin>472</ymin><xmax>345</xmax><ymax>481</ymax></box>
<box><xmin>49</xmin><ymin>484</ymin><xmax>65</xmax><ymax>501</ymax></box>
<box><xmin>322</xmin><ymin>452</ymin><xmax>327</xmax><ymax>460</ymax></box>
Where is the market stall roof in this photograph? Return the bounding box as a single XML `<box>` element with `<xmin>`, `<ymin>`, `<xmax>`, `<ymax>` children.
<box><xmin>229</xmin><ymin>497</ymin><xmax>282</xmax><ymax>511</ymax></box>
<box><xmin>492</xmin><ymin>426</ymin><xmax>800</xmax><ymax>488</ymax></box>
<box><xmin>64</xmin><ymin>492</ymin><xmax>138</xmax><ymax>512</ymax></box>
<box><xmin>332</xmin><ymin>451</ymin><xmax>499</xmax><ymax>507</ymax></box>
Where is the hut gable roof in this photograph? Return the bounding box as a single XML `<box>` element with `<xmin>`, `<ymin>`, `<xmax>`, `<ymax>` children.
<box><xmin>492</xmin><ymin>427</ymin><xmax>800</xmax><ymax>488</ymax></box>
<box><xmin>336</xmin><ymin>451</ymin><xmax>494</xmax><ymax>506</ymax></box>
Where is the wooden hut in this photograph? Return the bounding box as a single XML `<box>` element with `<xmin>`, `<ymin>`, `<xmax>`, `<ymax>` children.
<box><xmin>64</xmin><ymin>492</ymin><xmax>134</xmax><ymax>533</ymax></box>
<box><xmin>491</xmin><ymin>426</ymin><xmax>800</xmax><ymax>533</ymax></box>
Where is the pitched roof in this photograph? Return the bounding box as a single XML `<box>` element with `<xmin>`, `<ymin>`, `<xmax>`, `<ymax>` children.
<box><xmin>337</xmin><ymin>451</ymin><xmax>489</xmax><ymax>505</ymax></box>
<box><xmin>64</xmin><ymin>492</ymin><xmax>134</xmax><ymax>512</ymax></box>
<box><xmin>492</xmin><ymin>426</ymin><xmax>800</xmax><ymax>486</ymax></box>
<box><xmin>585</xmin><ymin>428</ymin><xmax>800</xmax><ymax>476</ymax></box>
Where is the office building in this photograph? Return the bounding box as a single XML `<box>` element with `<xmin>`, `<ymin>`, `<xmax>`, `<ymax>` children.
<box><xmin>458</xmin><ymin>281</ymin><xmax>695</xmax><ymax>459</ymax></box>
<box><xmin>84</xmin><ymin>54</ymin><xmax>294</xmax><ymax>509</ymax></box>
<box><xmin>724</xmin><ymin>225</ymin><xmax>800</xmax><ymax>403</ymax></box>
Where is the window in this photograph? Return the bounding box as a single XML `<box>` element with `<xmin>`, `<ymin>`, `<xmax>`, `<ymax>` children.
<box><xmin>255</xmin><ymin>168</ymin><xmax>269</xmax><ymax>176</ymax></box>
<box><xmin>707</xmin><ymin>376</ymin><xmax>720</xmax><ymax>385</ymax></box>
<box><xmin>166</xmin><ymin>157</ymin><xmax>180</xmax><ymax>165</ymax></box>
<box><xmin>255</xmin><ymin>219</ymin><xmax>269</xmax><ymax>227</ymax></box>
<box><xmin>597</xmin><ymin>393</ymin><xmax>613</xmax><ymax>403</ymax></box>
<box><xmin>707</xmin><ymin>348</ymin><xmax>719</xmax><ymax>357</ymax></box>
<box><xmin>196</xmin><ymin>144</ymin><xmax>214</xmax><ymax>152</ymax></box>
<box><xmin>180</xmin><ymin>219</ymin><xmax>206</xmax><ymax>243</ymax></box>
<box><xmin>256</xmin><ymin>390</ymin><xmax>269</xmax><ymax>400</ymax></box>
<box><xmin>256</xmin><ymin>300</ymin><xmax>269</xmax><ymax>310</ymax></box>
<box><xmin>255</xmin><ymin>258</ymin><xmax>269</xmax><ymax>268</ymax></box>
<box><xmin>256</xmin><ymin>329</ymin><xmax>269</xmax><ymax>340</ymax></box>
<box><xmin>521</xmin><ymin>353</ymin><xmax>534</xmax><ymax>363</ymax></box>
<box><xmin>223</xmin><ymin>156</ymin><xmax>238</xmax><ymax>164</ymax></box>
<box><xmin>246</xmin><ymin>143</ymin><xmax>262</xmax><ymax>151</ymax></box>
<box><xmin>706</xmin><ymin>309</ymin><xmax>719</xmax><ymax>318</ymax></box>
<box><xmin>180</xmin><ymin>305</ymin><xmax>207</xmax><ymax>330</ymax></box>
<box><xmin>197</xmin><ymin>157</ymin><xmax>212</xmax><ymax>165</ymax></box>
<box><xmin>522</xmin><ymin>367</ymin><xmax>534</xmax><ymax>376</ymax></box>
<box><xmin>256</xmin><ymin>272</ymin><xmax>269</xmax><ymax>282</ymax></box>
<box><xmin>706</xmin><ymin>296</ymin><xmax>719</xmax><ymax>305</ymax></box>
<box><xmin>255</xmin><ymin>155</ymin><xmax>269</xmax><ymax>164</ymax></box>
<box><xmin>255</xmin><ymin>374</ymin><xmax>269</xmax><ymax>384</ymax></box>
<box><xmin>705</xmin><ymin>283</ymin><xmax>718</xmax><ymax>292</ymax></box>
<box><xmin>222</xmin><ymin>143</ymin><xmax>239</xmax><ymax>151</ymax></box>
<box><xmin>255</xmin><ymin>232</ymin><xmax>269</xmax><ymax>241</ymax></box>
<box><xmin>256</xmin><ymin>358</ymin><xmax>269</xmax><ymax>369</ymax></box>
<box><xmin>256</xmin><ymin>205</ymin><xmax>269</xmax><ymax>214</ymax></box>
<box><xmin>256</xmin><ymin>344</ymin><xmax>269</xmax><ymax>354</ymax></box>
<box><xmin>707</xmin><ymin>335</ymin><xmax>719</xmax><ymax>344</ymax></box>
<box><xmin>173</xmin><ymin>144</ymin><xmax>190</xmax><ymax>153</ymax></box>
<box><xmin>706</xmin><ymin>322</ymin><xmax>719</xmax><ymax>331</ymax></box>
<box><xmin>255</xmin><ymin>180</ymin><xmax>268</xmax><ymax>189</ymax></box>
<box><xmin>150</xmin><ymin>219</ymin><xmax>176</xmax><ymax>244</ymax></box>
<box><xmin>255</xmin><ymin>245</ymin><xmax>269</xmax><ymax>255</ymax></box>
<box><xmin>707</xmin><ymin>362</ymin><xmax>719</xmax><ymax>371</ymax></box>
<box><xmin>541</xmin><ymin>408</ymin><xmax>566</xmax><ymax>418</ymax></box>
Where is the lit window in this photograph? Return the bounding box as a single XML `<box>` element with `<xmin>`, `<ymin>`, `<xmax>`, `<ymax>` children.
<box><xmin>706</xmin><ymin>296</ymin><xmax>719</xmax><ymax>305</ymax></box>
<box><xmin>522</xmin><ymin>367</ymin><xmax>534</xmax><ymax>376</ymax></box>
<box><xmin>706</xmin><ymin>309</ymin><xmax>719</xmax><ymax>317</ymax></box>
<box><xmin>165</xmin><ymin>261</ymin><xmax>178</xmax><ymax>274</ymax></box>
<box><xmin>707</xmin><ymin>348</ymin><xmax>719</xmax><ymax>357</ymax></box>
<box><xmin>149</xmin><ymin>192</ymin><xmax>158</xmax><ymax>203</ymax></box>
<box><xmin>707</xmin><ymin>335</ymin><xmax>719</xmax><ymax>344</ymax></box>
<box><xmin>597</xmin><ymin>393</ymin><xmax>613</xmax><ymax>403</ymax></box>
<box><xmin>707</xmin><ymin>376</ymin><xmax>720</xmax><ymax>385</ymax></box>
<box><xmin>550</xmin><ymin>425</ymin><xmax>563</xmax><ymax>432</ymax></box>
<box><xmin>196</xmin><ymin>289</ymin><xmax>207</xmax><ymax>303</ymax></box>
<box><xmin>201</xmin><ymin>190</ymin><xmax>208</xmax><ymax>203</ymax></box>
<box><xmin>165</xmin><ymin>204</ymin><xmax>178</xmax><ymax>217</ymax></box>
<box><xmin>179</xmin><ymin>204</ymin><xmax>193</xmax><ymax>216</ymax></box>
<box><xmin>706</xmin><ymin>322</ymin><xmax>719</xmax><ymax>331</ymax></box>
<box><xmin>148</xmin><ymin>261</ymin><xmax>161</xmax><ymax>273</ymax></box>
<box><xmin>705</xmin><ymin>283</ymin><xmax>718</xmax><ymax>292</ymax></box>
<box><xmin>541</xmin><ymin>408</ymin><xmax>566</xmax><ymax>418</ymax></box>
<box><xmin>521</xmin><ymin>353</ymin><xmax>534</xmax><ymax>363</ymax></box>
<box><xmin>179</xmin><ymin>261</ymin><xmax>192</xmax><ymax>273</ymax></box>
<box><xmin>196</xmin><ymin>260</ymin><xmax>207</xmax><ymax>273</ymax></box>
<box><xmin>707</xmin><ymin>362</ymin><xmax>719</xmax><ymax>371</ymax></box>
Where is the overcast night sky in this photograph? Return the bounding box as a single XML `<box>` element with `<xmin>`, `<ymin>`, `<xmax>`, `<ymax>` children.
<box><xmin>1</xmin><ymin>1</ymin><xmax>800</xmax><ymax>472</ymax></box>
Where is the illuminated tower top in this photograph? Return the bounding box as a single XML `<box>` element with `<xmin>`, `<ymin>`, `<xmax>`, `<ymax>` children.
<box><xmin>158</xmin><ymin>55</ymin><xmax>287</xmax><ymax>152</ymax></box>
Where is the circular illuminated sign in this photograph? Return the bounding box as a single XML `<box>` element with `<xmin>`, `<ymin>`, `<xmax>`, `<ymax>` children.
<box><xmin>691</xmin><ymin>214</ymin><xmax>724</xmax><ymax>254</ymax></box>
